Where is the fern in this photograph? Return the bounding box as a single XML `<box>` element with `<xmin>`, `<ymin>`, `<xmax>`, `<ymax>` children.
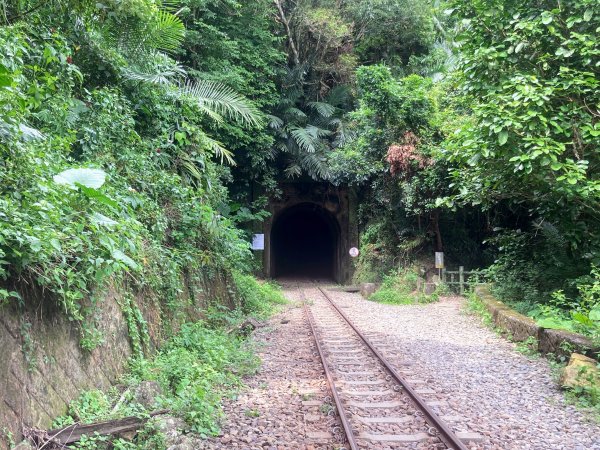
<box><xmin>180</xmin><ymin>80</ymin><xmax>262</xmax><ymax>127</ymax></box>
<box><xmin>289</xmin><ymin>126</ymin><xmax>318</xmax><ymax>153</ymax></box>
<box><xmin>308</xmin><ymin>101</ymin><xmax>336</xmax><ymax>118</ymax></box>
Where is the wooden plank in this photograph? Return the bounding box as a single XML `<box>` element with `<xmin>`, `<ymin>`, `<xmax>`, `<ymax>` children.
<box><xmin>35</xmin><ymin>409</ymin><xmax>169</xmax><ymax>445</ymax></box>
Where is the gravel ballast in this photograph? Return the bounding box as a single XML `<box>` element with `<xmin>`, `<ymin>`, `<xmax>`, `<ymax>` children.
<box><xmin>202</xmin><ymin>283</ymin><xmax>599</xmax><ymax>449</ymax></box>
<box><xmin>323</xmin><ymin>287</ymin><xmax>600</xmax><ymax>450</ymax></box>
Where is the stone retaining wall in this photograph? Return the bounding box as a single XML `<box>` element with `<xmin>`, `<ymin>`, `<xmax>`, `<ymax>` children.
<box><xmin>474</xmin><ymin>285</ymin><xmax>598</xmax><ymax>358</ymax></box>
<box><xmin>0</xmin><ymin>269</ymin><xmax>235</xmax><ymax>449</ymax></box>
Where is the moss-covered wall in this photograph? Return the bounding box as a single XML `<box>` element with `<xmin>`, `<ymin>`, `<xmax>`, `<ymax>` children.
<box><xmin>0</xmin><ymin>269</ymin><xmax>235</xmax><ymax>448</ymax></box>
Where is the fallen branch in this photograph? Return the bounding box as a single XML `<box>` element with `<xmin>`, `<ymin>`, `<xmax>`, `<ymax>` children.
<box><xmin>26</xmin><ymin>409</ymin><xmax>169</xmax><ymax>448</ymax></box>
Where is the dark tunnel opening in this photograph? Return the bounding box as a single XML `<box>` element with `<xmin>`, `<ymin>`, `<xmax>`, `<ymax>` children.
<box><xmin>271</xmin><ymin>203</ymin><xmax>339</xmax><ymax>280</ymax></box>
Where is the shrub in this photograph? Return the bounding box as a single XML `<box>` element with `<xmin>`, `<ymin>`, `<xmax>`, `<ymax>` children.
<box><xmin>233</xmin><ymin>272</ymin><xmax>287</xmax><ymax>319</ymax></box>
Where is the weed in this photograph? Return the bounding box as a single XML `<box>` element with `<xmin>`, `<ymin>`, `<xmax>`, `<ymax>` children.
<box><xmin>465</xmin><ymin>290</ymin><xmax>493</xmax><ymax>327</ymax></box>
<box><xmin>233</xmin><ymin>273</ymin><xmax>287</xmax><ymax>319</ymax></box>
<box><xmin>515</xmin><ymin>336</ymin><xmax>539</xmax><ymax>358</ymax></box>
<box><xmin>320</xmin><ymin>403</ymin><xmax>334</xmax><ymax>415</ymax></box>
<box><xmin>1</xmin><ymin>428</ymin><xmax>14</xmax><ymax>449</ymax></box>
<box><xmin>244</xmin><ymin>408</ymin><xmax>260</xmax><ymax>418</ymax></box>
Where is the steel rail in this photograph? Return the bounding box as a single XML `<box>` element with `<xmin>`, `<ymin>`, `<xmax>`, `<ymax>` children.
<box><xmin>317</xmin><ymin>286</ymin><xmax>469</xmax><ymax>450</ymax></box>
<box><xmin>299</xmin><ymin>285</ymin><xmax>359</xmax><ymax>450</ymax></box>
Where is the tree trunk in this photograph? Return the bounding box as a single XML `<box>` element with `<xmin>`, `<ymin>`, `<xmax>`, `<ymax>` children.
<box><xmin>273</xmin><ymin>0</ymin><xmax>300</xmax><ymax>66</ymax></box>
<box><xmin>430</xmin><ymin>209</ymin><xmax>443</xmax><ymax>252</ymax></box>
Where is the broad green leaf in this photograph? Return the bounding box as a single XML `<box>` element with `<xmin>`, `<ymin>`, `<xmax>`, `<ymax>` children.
<box><xmin>91</xmin><ymin>213</ymin><xmax>118</xmax><ymax>227</ymax></box>
<box><xmin>76</xmin><ymin>184</ymin><xmax>118</xmax><ymax>208</ymax></box>
<box><xmin>111</xmin><ymin>250</ymin><xmax>139</xmax><ymax>270</ymax></box>
<box><xmin>541</xmin><ymin>12</ymin><xmax>553</xmax><ymax>25</ymax></box>
<box><xmin>54</xmin><ymin>168</ymin><xmax>106</xmax><ymax>189</ymax></box>
<box><xmin>583</xmin><ymin>9</ymin><xmax>593</xmax><ymax>22</ymax></box>
<box><xmin>572</xmin><ymin>312</ymin><xmax>593</xmax><ymax>326</ymax></box>
<box><xmin>589</xmin><ymin>306</ymin><xmax>600</xmax><ymax>322</ymax></box>
<box><xmin>498</xmin><ymin>130</ymin><xmax>508</xmax><ymax>145</ymax></box>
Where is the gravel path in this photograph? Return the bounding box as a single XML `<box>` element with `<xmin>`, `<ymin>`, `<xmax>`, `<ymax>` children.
<box><xmin>201</xmin><ymin>284</ymin><xmax>343</xmax><ymax>449</ymax></box>
<box><xmin>323</xmin><ymin>286</ymin><xmax>600</xmax><ymax>450</ymax></box>
<box><xmin>202</xmin><ymin>282</ymin><xmax>599</xmax><ymax>450</ymax></box>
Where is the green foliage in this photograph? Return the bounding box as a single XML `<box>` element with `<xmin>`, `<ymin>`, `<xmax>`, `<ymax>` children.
<box><xmin>369</xmin><ymin>268</ymin><xmax>440</xmax><ymax>304</ymax></box>
<box><xmin>446</xmin><ymin>0</ymin><xmax>600</xmax><ymax>306</ymax></box>
<box><xmin>465</xmin><ymin>290</ymin><xmax>494</xmax><ymax>327</ymax></box>
<box><xmin>0</xmin><ymin>4</ymin><xmax>262</xmax><ymax>349</ymax></box>
<box><xmin>344</xmin><ymin>0</ymin><xmax>436</xmax><ymax>67</ymax></box>
<box><xmin>127</xmin><ymin>321</ymin><xmax>259</xmax><ymax>436</ymax></box>
<box><xmin>527</xmin><ymin>267</ymin><xmax>600</xmax><ymax>343</ymax></box>
<box><xmin>233</xmin><ymin>272</ymin><xmax>287</xmax><ymax>319</ymax></box>
<box><xmin>515</xmin><ymin>336</ymin><xmax>540</xmax><ymax>357</ymax></box>
<box><xmin>53</xmin><ymin>318</ymin><xmax>260</xmax><ymax>445</ymax></box>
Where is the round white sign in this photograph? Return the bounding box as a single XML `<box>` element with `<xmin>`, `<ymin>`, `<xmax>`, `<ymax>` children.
<box><xmin>349</xmin><ymin>247</ymin><xmax>359</xmax><ymax>258</ymax></box>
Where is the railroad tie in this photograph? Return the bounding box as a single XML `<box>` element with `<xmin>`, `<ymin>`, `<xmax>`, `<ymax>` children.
<box><xmin>358</xmin><ymin>432</ymin><xmax>430</xmax><ymax>443</ymax></box>
<box><xmin>345</xmin><ymin>390</ymin><xmax>394</xmax><ymax>396</ymax></box>
<box><xmin>346</xmin><ymin>401</ymin><xmax>403</xmax><ymax>408</ymax></box>
<box><xmin>357</xmin><ymin>416</ymin><xmax>413</xmax><ymax>424</ymax></box>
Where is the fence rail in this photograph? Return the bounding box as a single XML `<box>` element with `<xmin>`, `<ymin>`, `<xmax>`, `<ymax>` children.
<box><xmin>417</xmin><ymin>266</ymin><xmax>484</xmax><ymax>295</ymax></box>
<box><xmin>442</xmin><ymin>267</ymin><xmax>481</xmax><ymax>294</ymax></box>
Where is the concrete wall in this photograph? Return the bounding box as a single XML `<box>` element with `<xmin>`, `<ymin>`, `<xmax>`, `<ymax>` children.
<box><xmin>474</xmin><ymin>285</ymin><xmax>598</xmax><ymax>358</ymax></box>
<box><xmin>261</xmin><ymin>182</ymin><xmax>358</xmax><ymax>284</ymax></box>
<box><xmin>0</xmin><ymin>269</ymin><xmax>235</xmax><ymax>448</ymax></box>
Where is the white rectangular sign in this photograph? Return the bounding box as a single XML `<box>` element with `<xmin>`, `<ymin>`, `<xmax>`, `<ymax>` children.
<box><xmin>435</xmin><ymin>252</ymin><xmax>444</xmax><ymax>269</ymax></box>
<box><xmin>251</xmin><ymin>234</ymin><xmax>265</xmax><ymax>250</ymax></box>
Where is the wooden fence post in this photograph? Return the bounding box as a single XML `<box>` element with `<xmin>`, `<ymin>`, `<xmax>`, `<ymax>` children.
<box><xmin>459</xmin><ymin>266</ymin><xmax>465</xmax><ymax>295</ymax></box>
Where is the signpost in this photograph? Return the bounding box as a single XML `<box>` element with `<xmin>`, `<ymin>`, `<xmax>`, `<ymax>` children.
<box><xmin>435</xmin><ymin>251</ymin><xmax>444</xmax><ymax>279</ymax></box>
<box><xmin>251</xmin><ymin>234</ymin><xmax>265</xmax><ymax>250</ymax></box>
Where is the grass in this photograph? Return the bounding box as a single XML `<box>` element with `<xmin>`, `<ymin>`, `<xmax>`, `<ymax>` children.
<box><xmin>49</xmin><ymin>275</ymin><xmax>287</xmax><ymax>449</ymax></box>
<box><xmin>369</xmin><ymin>268</ymin><xmax>442</xmax><ymax>305</ymax></box>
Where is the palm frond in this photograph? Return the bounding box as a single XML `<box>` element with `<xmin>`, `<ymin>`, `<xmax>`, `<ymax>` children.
<box><xmin>180</xmin><ymin>80</ymin><xmax>262</xmax><ymax>127</ymax></box>
<box><xmin>177</xmin><ymin>152</ymin><xmax>205</xmax><ymax>186</ymax></box>
<box><xmin>299</xmin><ymin>151</ymin><xmax>330</xmax><ymax>179</ymax></box>
<box><xmin>325</xmin><ymin>85</ymin><xmax>353</xmax><ymax>109</ymax></box>
<box><xmin>267</xmin><ymin>114</ymin><xmax>284</xmax><ymax>130</ymax></box>
<box><xmin>307</xmin><ymin>124</ymin><xmax>332</xmax><ymax>139</ymax></box>
<box><xmin>122</xmin><ymin>58</ymin><xmax>186</xmax><ymax>85</ymax></box>
<box><xmin>148</xmin><ymin>10</ymin><xmax>186</xmax><ymax>53</ymax></box>
<box><xmin>283</xmin><ymin>107</ymin><xmax>307</xmax><ymax>120</ymax></box>
<box><xmin>290</xmin><ymin>126</ymin><xmax>318</xmax><ymax>153</ymax></box>
<box><xmin>199</xmin><ymin>133</ymin><xmax>236</xmax><ymax>165</ymax></box>
<box><xmin>104</xmin><ymin>9</ymin><xmax>185</xmax><ymax>56</ymax></box>
<box><xmin>284</xmin><ymin>163</ymin><xmax>302</xmax><ymax>178</ymax></box>
<box><xmin>308</xmin><ymin>101</ymin><xmax>336</xmax><ymax>118</ymax></box>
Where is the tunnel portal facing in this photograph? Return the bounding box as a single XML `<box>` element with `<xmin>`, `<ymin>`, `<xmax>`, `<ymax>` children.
<box><xmin>271</xmin><ymin>203</ymin><xmax>339</xmax><ymax>280</ymax></box>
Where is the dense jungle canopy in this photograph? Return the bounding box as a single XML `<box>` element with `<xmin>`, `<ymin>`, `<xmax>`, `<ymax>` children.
<box><xmin>0</xmin><ymin>0</ymin><xmax>599</xmax><ymax>344</ymax></box>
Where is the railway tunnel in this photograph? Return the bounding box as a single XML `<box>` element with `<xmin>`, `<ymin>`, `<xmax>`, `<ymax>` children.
<box><xmin>260</xmin><ymin>182</ymin><xmax>358</xmax><ymax>284</ymax></box>
<box><xmin>271</xmin><ymin>203</ymin><xmax>339</xmax><ymax>280</ymax></box>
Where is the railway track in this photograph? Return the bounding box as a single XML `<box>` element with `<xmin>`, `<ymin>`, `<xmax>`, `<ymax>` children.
<box><xmin>299</xmin><ymin>283</ymin><xmax>478</xmax><ymax>450</ymax></box>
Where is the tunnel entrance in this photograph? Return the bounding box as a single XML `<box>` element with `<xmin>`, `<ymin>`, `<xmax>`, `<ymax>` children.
<box><xmin>271</xmin><ymin>203</ymin><xmax>339</xmax><ymax>280</ymax></box>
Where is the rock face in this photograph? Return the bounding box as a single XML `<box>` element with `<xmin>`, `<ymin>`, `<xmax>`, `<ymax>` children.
<box><xmin>0</xmin><ymin>269</ymin><xmax>236</xmax><ymax>450</ymax></box>
<box><xmin>150</xmin><ymin>414</ymin><xmax>190</xmax><ymax>449</ymax></box>
<box><xmin>360</xmin><ymin>283</ymin><xmax>379</xmax><ymax>299</ymax></box>
<box><xmin>134</xmin><ymin>381</ymin><xmax>163</xmax><ymax>409</ymax></box>
<box><xmin>559</xmin><ymin>353</ymin><xmax>600</xmax><ymax>390</ymax></box>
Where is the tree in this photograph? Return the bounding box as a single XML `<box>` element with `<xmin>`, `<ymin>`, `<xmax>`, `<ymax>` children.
<box><xmin>446</xmin><ymin>0</ymin><xmax>599</xmax><ymax>261</ymax></box>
